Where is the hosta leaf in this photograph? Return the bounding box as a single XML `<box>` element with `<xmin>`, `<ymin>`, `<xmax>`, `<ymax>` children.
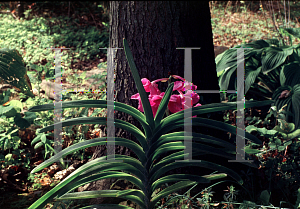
<box><xmin>281</xmin><ymin>27</ymin><xmax>300</xmax><ymax>39</ymax></box>
<box><xmin>245</xmin><ymin>66</ymin><xmax>262</xmax><ymax>94</ymax></box>
<box><xmin>261</xmin><ymin>46</ymin><xmax>293</xmax><ymax>74</ymax></box>
<box><xmin>292</xmin><ymin>84</ymin><xmax>300</xmax><ymax>129</ymax></box>
<box><xmin>280</xmin><ymin>61</ymin><xmax>300</xmax><ymax>87</ymax></box>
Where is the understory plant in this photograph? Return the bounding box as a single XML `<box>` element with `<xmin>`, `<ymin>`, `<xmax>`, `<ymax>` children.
<box><xmin>216</xmin><ymin>38</ymin><xmax>300</xmax><ymax>130</ymax></box>
<box><xmin>0</xmin><ymin>48</ymin><xmax>34</xmax><ymax>97</ymax></box>
<box><xmin>0</xmin><ymin>89</ymin><xmax>37</xmax><ymax>169</ymax></box>
<box><xmin>27</xmin><ymin>38</ymin><xmax>274</xmax><ymax>209</ymax></box>
<box><xmin>243</xmin><ymin>104</ymin><xmax>300</xmax><ymax>208</ymax></box>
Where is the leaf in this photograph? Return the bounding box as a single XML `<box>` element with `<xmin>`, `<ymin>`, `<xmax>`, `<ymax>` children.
<box><xmin>23</xmin><ymin>112</ymin><xmax>37</xmax><ymax>124</ymax></box>
<box><xmin>0</xmin><ymin>48</ymin><xmax>34</xmax><ymax>97</ymax></box>
<box><xmin>154</xmin><ymin>82</ymin><xmax>174</xmax><ymax>126</ymax></box>
<box><xmin>41</xmin><ymin>133</ymin><xmax>47</xmax><ymax>144</ymax></box>
<box><xmin>260</xmin><ymin>190</ymin><xmax>270</xmax><ymax>205</ymax></box>
<box><xmin>123</xmin><ymin>38</ymin><xmax>155</xmax><ymax>130</ymax></box>
<box><xmin>9</xmin><ymin>100</ymin><xmax>23</xmax><ymax>112</ymax></box>
<box><xmin>281</xmin><ymin>27</ymin><xmax>300</xmax><ymax>39</ymax></box>
<box><xmin>5</xmin><ymin>153</ymin><xmax>13</xmax><ymax>161</ymax></box>
<box><xmin>245</xmin><ymin>66</ymin><xmax>262</xmax><ymax>94</ymax></box>
<box><xmin>80</xmin><ymin>71</ymin><xmax>87</xmax><ymax>79</ymax></box>
<box><xmin>14</xmin><ymin>113</ymin><xmax>30</xmax><ymax>129</ymax></box>
<box><xmin>261</xmin><ymin>46</ymin><xmax>293</xmax><ymax>75</ymax></box>
<box><xmin>279</xmin><ymin>61</ymin><xmax>300</xmax><ymax>87</ymax></box>
<box><xmin>0</xmin><ymin>106</ymin><xmax>17</xmax><ymax>117</ymax></box>
<box><xmin>244</xmin><ymin>147</ymin><xmax>261</xmax><ymax>154</ymax></box>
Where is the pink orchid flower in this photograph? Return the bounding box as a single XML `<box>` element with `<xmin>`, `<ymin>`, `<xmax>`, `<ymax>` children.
<box><xmin>172</xmin><ymin>75</ymin><xmax>197</xmax><ymax>91</ymax></box>
<box><xmin>149</xmin><ymin>92</ymin><xmax>165</xmax><ymax>117</ymax></box>
<box><xmin>131</xmin><ymin>75</ymin><xmax>201</xmax><ymax>118</ymax></box>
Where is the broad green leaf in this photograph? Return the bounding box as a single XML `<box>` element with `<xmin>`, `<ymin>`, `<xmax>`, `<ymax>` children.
<box><xmin>280</xmin><ymin>61</ymin><xmax>300</xmax><ymax>87</ymax></box>
<box><xmin>8</xmin><ymin>100</ymin><xmax>22</xmax><ymax>112</ymax></box>
<box><xmin>261</xmin><ymin>46</ymin><xmax>293</xmax><ymax>74</ymax></box>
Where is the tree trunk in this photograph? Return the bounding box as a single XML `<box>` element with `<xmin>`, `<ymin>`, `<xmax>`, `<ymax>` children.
<box><xmin>86</xmin><ymin>1</ymin><xmax>227</xmax><ymax>205</ymax></box>
<box><xmin>109</xmin><ymin>0</ymin><xmax>223</xmax><ymax>153</ymax></box>
<box><xmin>18</xmin><ymin>1</ymin><xmax>24</xmax><ymax>18</ymax></box>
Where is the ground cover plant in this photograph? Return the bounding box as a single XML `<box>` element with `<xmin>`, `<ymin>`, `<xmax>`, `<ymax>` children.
<box><xmin>0</xmin><ymin>1</ymin><xmax>300</xmax><ymax>208</ymax></box>
<box><xmin>0</xmin><ymin>2</ymin><xmax>109</xmax><ymax>208</ymax></box>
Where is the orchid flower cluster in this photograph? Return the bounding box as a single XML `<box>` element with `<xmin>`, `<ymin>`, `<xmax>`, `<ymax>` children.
<box><xmin>131</xmin><ymin>75</ymin><xmax>202</xmax><ymax>118</ymax></box>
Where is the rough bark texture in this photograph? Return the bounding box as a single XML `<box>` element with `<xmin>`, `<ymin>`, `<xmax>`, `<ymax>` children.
<box><xmin>109</xmin><ymin>0</ymin><xmax>223</xmax><ymax>155</ymax></box>
<box><xmin>84</xmin><ymin>1</ymin><xmax>230</xmax><ymax>204</ymax></box>
<box><xmin>18</xmin><ymin>1</ymin><xmax>24</xmax><ymax>18</ymax></box>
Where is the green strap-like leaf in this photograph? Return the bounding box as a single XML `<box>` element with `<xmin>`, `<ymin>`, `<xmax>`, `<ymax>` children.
<box><xmin>152</xmin><ymin>131</ymin><xmax>236</xmax><ymax>150</ymax></box>
<box><xmin>151</xmin><ymin>174</ymin><xmax>210</xmax><ymax>193</ymax></box>
<box><xmin>149</xmin><ymin>141</ymin><xmax>237</xmax><ymax>167</ymax></box>
<box><xmin>154</xmin><ymin>82</ymin><xmax>174</xmax><ymax>126</ymax></box>
<box><xmin>35</xmin><ymin>117</ymin><xmax>148</xmax><ymax>151</ymax></box>
<box><xmin>123</xmin><ymin>38</ymin><xmax>155</xmax><ymax>131</ymax></box>
<box><xmin>28</xmin><ymin>100</ymin><xmax>145</xmax><ymax>121</ymax></box>
<box><xmin>31</xmin><ymin>138</ymin><xmax>146</xmax><ymax>173</ymax></box>
<box><xmin>27</xmin><ymin>100</ymin><xmax>152</xmax><ymax>138</ymax></box>
<box><xmin>160</xmin><ymin>100</ymin><xmax>274</xmax><ymax>129</ymax></box>
<box><xmin>79</xmin><ymin>204</ymin><xmax>134</xmax><ymax>209</ymax></box>
<box><xmin>28</xmin><ymin>156</ymin><xmax>145</xmax><ymax>209</ymax></box>
<box><xmin>152</xmin><ymin>116</ymin><xmax>262</xmax><ymax>146</ymax></box>
<box><xmin>149</xmin><ymin>181</ymin><xmax>199</xmax><ymax>208</ymax></box>
<box><xmin>149</xmin><ymin>159</ymin><xmax>243</xmax><ymax>187</ymax></box>
<box><xmin>57</xmin><ymin>190</ymin><xmax>145</xmax><ymax>209</ymax></box>
<box><xmin>56</xmin><ymin>171</ymin><xmax>144</xmax><ymax>198</ymax></box>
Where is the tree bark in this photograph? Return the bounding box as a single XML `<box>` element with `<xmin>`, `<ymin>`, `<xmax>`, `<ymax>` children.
<box><xmin>109</xmin><ymin>0</ymin><xmax>223</xmax><ymax>152</ymax></box>
<box><xmin>86</xmin><ymin>1</ymin><xmax>227</xmax><ymax>204</ymax></box>
<box><xmin>18</xmin><ymin>1</ymin><xmax>24</xmax><ymax>18</ymax></box>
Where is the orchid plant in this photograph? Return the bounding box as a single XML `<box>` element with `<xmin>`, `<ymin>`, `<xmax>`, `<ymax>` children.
<box><xmin>26</xmin><ymin>38</ymin><xmax>274</xmax><ymax>209</ymax></box>
<box><xmin>131</xmin><ymin>76</ymin><xmax>201</xmax><ymax>118</ymax></box>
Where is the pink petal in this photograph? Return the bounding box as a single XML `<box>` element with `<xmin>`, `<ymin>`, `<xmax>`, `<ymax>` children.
<box><xmin>191</xmin><ymin>92</ymin><xmax>200</xmax><ymax>105</ymax></box>
<box><xmin>191</xmin><ymin>103</ymin><xmax>202</xmax><ymax>118</ymax></box>
<box><xmin>152</xmin><ymin>78</ymin><xmax>169</xmax><ymax>83</ymax></box>
<box><xmin>172</xmin><ymin>75</ymin><xmax>185</xmax><ymax>81</ymax></box>
<box><xmin>191</xmin><ymin>84</ymin><xmax>197</xmax><ymax>90</ymax></box>
<box><xmin>173</xmin><ymin>81</ymin><xmax>184</xmax><ymax>91</ymax></box>
<box><xmin>149</xmin><ymin>82</ymin><xmax>161</xmax><ymax>96</ymax></box>
<box><xmin>142</xmin><ymin>78</ymin><xmax>151</xmax><ymax>92</ymax></box>
<box><xmin>168</xmin><ymin>95</ymin><xmax>183</xmax><ymax>113</ymax></box>
<box><xmin>131</xmin><ymin>93</ymin><xmax>140</xmax><ymax>100</ymax></box>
